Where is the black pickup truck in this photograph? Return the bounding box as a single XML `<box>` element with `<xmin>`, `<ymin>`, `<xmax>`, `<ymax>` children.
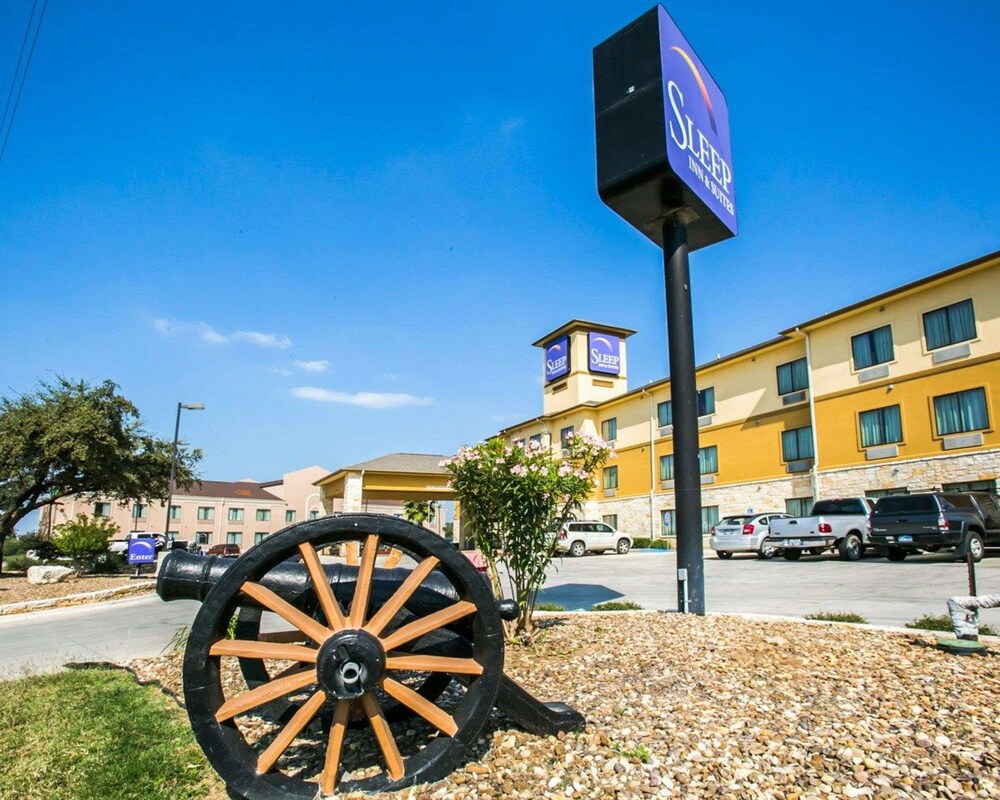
<box><xmin>868</xmin><ymin>492</ymin><xmax>1000</xmax><ymax>562</ymax></box>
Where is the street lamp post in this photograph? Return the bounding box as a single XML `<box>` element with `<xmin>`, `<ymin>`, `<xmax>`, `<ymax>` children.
<box><xmin>164</xmin><ymin>402</ymin><xmax>205</xmax><ymax>546</ymax></box>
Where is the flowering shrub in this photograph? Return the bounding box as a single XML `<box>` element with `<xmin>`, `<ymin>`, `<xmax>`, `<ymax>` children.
<box><xmin>442</xmin><ymin>432</ymin><xmax>612</xmax><ymax>638</ymax></box>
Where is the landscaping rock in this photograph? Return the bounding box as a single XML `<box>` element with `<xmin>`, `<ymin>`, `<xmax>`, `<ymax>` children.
<box><xmin>26</xmin><ymin>565</ymin><xmax>73</xmax><ymax>585</ymax></box>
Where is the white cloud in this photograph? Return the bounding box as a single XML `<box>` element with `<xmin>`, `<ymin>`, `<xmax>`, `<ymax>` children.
<box><xmin>292</xmin><ymin>386</ymin><xmax>434</xmax><ymax>409</ymax></box>
<box><xmin>294</xmin><ymin>359</ymin><xmax>330</xmax><ymax>373</ymax></box>
<box><xmin>153</xmin><ymin>318</ymin><xmax>291</xmax><ymax>349</ymax></box>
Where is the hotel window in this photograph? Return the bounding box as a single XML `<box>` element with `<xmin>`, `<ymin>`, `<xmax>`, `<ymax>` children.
<box><xmin>254</xmin><ymin>532</ymin><xmax>267</xmax><ymax>544</ymax></box>
<box><xmin>603</xmin><ymin>514</ymin><xmax>618</xmax><ymax>529</ymax></box>
<box><xmin>228</xmin><ymin>508</ymin><xmax>244</xmax><ymax>522</ymax></box>
<box><xmin>699</xmin><ymin>445</ymin><xmax>718</xmax><ymax>474</ymax></box>
<box><xmin>529</xmin><ymin>433</ymin><xmax>542</xmax><ymax>445</ymax></box>
<box><xmin>256</xmin><ymin>509</ymin><xmax>271</xmax><ymax>522</ymax></box>
<box><xmin>851</xmin><ymin>325</ymin><xmax>894</xmax><ymax>369</ymax></box>
<box><xmin>132</xmin><ymin>503</ymin><xmax>147</xmax><ymax>519</ymax></box>
<box><xmin>93</xmin><ymin>502</ymin><xmax>111</xmax><ymax>518</ymax></box>
<box><xmin>776</xmin><ymin>358</ymin><xmax>808</xmax><ymax>395</ymax></box>
<box><xmin>785</xmin><ymin>497</ymin><xmax>813</xmax><ymax>517</ymax></box>
<box><xmin>781</xmin><ymin>426</ymin><xmax>814</xmax><ymax>461</ymax></box>
<box><xmin>285</xmin><ymin>510</ymin><xmax>296</xmax><ymax>523</ymax></box>
<box><xmin>602</xmin><ymin>466</ymin><xmax>618</xmax><ymax>491</ymax></box>
<box><xmin>197</xmin><ymin>506</ymin><xmax>214</xmax><ymax>521</ymax></box>
<box><xmin>698</xmin><ymin>387</ymin><xmax>716</xmax><ymax>416</ymax></box>
<box><xmin>943</xmin><ymin>479</ymin><xmax>997</xmax><ymax>494</ymax></box>
<box><xmin>560</xmin><ymin>426</ymin><xmax>574</xmax><ymax>446</ymax></box>
<box><xmin>661</xmin><ymin>510</ymin><xmax>676</xmax><ymax>537</ymax></box>
<box><xmin>659</xmin><ymin>454</ymin><xmax>673</xmax><ymax>481</ymax></box>
<box><xmin>195</xmin><ymin>531</ymin><xmax>211</xmax><ymax>545</ymax></box>
<box><xmin>512</xmin><ymin>438</ymin><xmax>525</xmax><ymax>449</ymax></box>
<box><xmin>309</xmin><ymin>510</ymin><xmax>320</xmax><ymax>520</ymax></box>
<box><xmin>226</xmin><ymin>532</ymin><xmax>242</xmax><ymax>545</ymax></box>
<box><xmin>601</xmin><ymin>417</ymin><xmax>617</xmax><ymax>442</ymax></box>
<box><xmin>701</xmin><ymin>506</ymin><xmax>720</xmax><ymax>536</ymax></box>
<box><xmin>933</xmin><ymin>387</ymin><xmax>989</xmax><ymax>436</ymax></box>
<box><xmin>657</xmin><ymin>401</ymin><xmax>672</xmax><ymax>427</ymax></box>
<box><xmin>866</xmin><ymin>488</ymin><xmax>910</xmax><ymax>499</ymax></box>
<box><xmin>859</xmin><ymin>405</ymin><xmax>903</xmax><ymax>448</ymax></box>
<box><xmin>168</xmin><ymin>505</ymin><xmax>181</xmax><ymax>520</ymax></box>
<box><xmin>923</xmin><ymin>299</ymin><xmax>975</xmax><ymax>350</ymax></box>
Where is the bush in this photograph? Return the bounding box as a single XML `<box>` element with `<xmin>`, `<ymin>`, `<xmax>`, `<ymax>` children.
<box><xmin>630</xmin><ymin>537</ymin><xmax>671</xmax><ymax>550</ymax></box>
<box><xmin>906</xmin><ymin>613</ymin><xmax>997</xmax><ymax>637</ymax></box>
<box><xmin>591</xmin><ymin>600</ymin><xmax>643</xmax><ymax>611</ymax></box>
<box><xmin>2</xmin><ymin>554</ymin><xmax>38</xmax><ymax>573</ymax></box>
<box><xmin>632</xmin><ymin>537</ymin><xmax>651</xmax><ymax>549</ymax></box>
<box><xmin>534</xmin><ymin>602</ymin><xmax>566</xmax><ymax>612</ymax></box>
<box><xmin>90</xmin><ymin>552</ymin><xmax>129</xmax><ymax>574</ymax></box>
<box><xmin>52</xmin><ymin>514</ymin><xmax>120</xmax><ymax>575</ymax></box>
<box><xmin>805</xmin><ymin>611</ymin><xmax>869</xmax><ymax>624</ymax></box>
<box><xmin>649</xmin><ymin>538</ymin><xmax>672</xmax><ymax>550</ymax></box>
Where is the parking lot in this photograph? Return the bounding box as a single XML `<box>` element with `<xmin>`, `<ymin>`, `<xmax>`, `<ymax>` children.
<box><xmin>536</xmin><ymin>548</ymin><xmax>1000</xmax><ymax>627</ymax></box>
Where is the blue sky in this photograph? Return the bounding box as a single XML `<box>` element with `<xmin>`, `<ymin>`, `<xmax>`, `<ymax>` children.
<box><xmin>2</xmin><ymin>1</ymin><xmax>999</xmax><ymax>503</ymax></box>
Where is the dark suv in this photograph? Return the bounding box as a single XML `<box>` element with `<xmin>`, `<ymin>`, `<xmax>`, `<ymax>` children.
<box><xmin>206</xmin><ymin>543</ymin><xmax>241</xmax><ymax>558</ymax></box>
<box><xmin>868</xmin><ymin>492</ymin><xmax>1000</xmax><ymax>562</ymax></box>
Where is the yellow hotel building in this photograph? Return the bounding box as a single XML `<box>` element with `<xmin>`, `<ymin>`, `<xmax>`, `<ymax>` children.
<box><xmin>500</xmin><ymin>250</ymin><xmax>1000</xmax><ymax>540</ymax></box>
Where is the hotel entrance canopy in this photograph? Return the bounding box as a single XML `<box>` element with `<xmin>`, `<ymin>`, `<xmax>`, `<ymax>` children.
<box><xmin>315</xmin><ymin>452</ymin><xmax>455</xmax><ymax>510</ymax></box>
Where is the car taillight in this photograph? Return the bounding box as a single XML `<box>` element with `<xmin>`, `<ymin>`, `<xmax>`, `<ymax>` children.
<box><xmin>710</xmin><ymin>526</ymin><xmax>716</xmax><ymax>535</ymax></box>
<box><xmin>938</xmin><ymin>514</ymin><xmax>948</xmax><ymax>531</ymax></box>
<box><xmin>558</xmin><ymin>531</ymin><xmax>567</xmax><ymax>540</ymax></box>
<box><xmin>742</xmin><ymin>524</ymin><xmax>755</xmax><ymax>536</ymax></box>
<box><xmin>818</xmin><ymin>522</ymin><xmax>832</xmax><ymax>533</ymax></box>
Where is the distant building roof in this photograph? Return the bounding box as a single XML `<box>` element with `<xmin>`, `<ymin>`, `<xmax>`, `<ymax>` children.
<box><xmin>179</xmin><ymin>480</ymin><xmax>282</xmax><ymax>502</ymax></box>
<box><xmin>339</xmin><ymin>453</ymin><xmax>449</xmax><ymax>474</ymax></box>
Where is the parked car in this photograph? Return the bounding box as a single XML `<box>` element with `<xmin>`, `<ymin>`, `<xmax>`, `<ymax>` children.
<box><xmin>868</xmin><ymin>492</ymin><xmax>1000</xmax><ymax>562</ymax></box>
<box><xmin>709</xmin><ymin>513</ymin><xmax>793</xmax><ymax>559</ymax></box>
<box><xmin>109</xmin><ymin>532</ymin><xmax>166</xmax><ymax>554</ymax></box>
<box><xmin>206</xmin><ymin>543</ymin><xmax>241</xmax><ymax>558</ymax></box>
<box><xmin>768</xmin><ymin>497</ymin><xmax>875</xmax><ymax>561</ymax></box>
<box><xmin>550</xmin><ymin>520</ymin><xmax>632</xmax><ymax>557</ymax></box>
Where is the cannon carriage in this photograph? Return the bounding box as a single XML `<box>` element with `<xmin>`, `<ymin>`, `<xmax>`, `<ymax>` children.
<box><xmin>157</xmin><ymin>514</ymin><xmax>584</xmax><ymax>799</ymax></box>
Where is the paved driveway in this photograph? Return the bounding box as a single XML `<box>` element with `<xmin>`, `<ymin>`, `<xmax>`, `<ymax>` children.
<box><xmin>537</xmin><ymin>548</ymin><xmax>1000</xmax><ymax>627</ymax></box>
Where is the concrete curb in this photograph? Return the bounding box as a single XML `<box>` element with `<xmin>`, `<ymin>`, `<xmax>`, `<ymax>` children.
<box><xmin>0</xmin><ymin>580</ymin><xmax>156</xmax><ymax>616</ymax></box>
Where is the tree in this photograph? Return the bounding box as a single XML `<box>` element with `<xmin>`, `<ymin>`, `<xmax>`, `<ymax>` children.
<box><xmin>0</xmin><ymin>378</ymin><xmax>202</xmax><ymax>573</ymax></box>
<box><xmin>52</xmin><ymin>514</ymin><xmax>120</xmax><ymax>575</ymax></box>
<box><xmin>443</xmin><ymin>432</ymin><xmax>611</xmax><ymax>640</ymax></box>
<box><xmin>403</xmin><ymin>500</ymin><xmax>436</xmax><ymax>527</ymax></box>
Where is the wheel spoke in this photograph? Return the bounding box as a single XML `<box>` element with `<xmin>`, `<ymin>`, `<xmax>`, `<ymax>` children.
<box><xmin>379</xmin><ymin>601</ymin><xmax>476</xmax><ymax>651</ymax></box>
<box><xmin>349</xmin><ymin>534</ymin><xmax>379</xmax><ymax>628</ymax></box>
<box><xmin>242</xmin><ymin>581</ymin><xmax>331</xmax><ymax>646</ymax></box>
<box><xmin>380</xmin><ymin>677</ymin><xmax>458</xmax><ymax>736</ymax></box>
<box><xmin>360</xmin><ymin>692</ymin><xmax>405</xmax><ymax>781</ymax></box>
<box><xmin>363</xmin><ymin>556</ymin><xmax>440</xmax><ymax>637</ymax></box>
<box><xmin>256</xmin><ymin>689</ymin><xmax>327</xmax><ymax>774</ymax></box>
<box><xmin>383</xmin><ymin>548</ymin><xmax>404</xmax><ymax>568</ymax></box>
<box><xmin>320</xmin><ymin>700</ymin><xmax>351</xmax><ymax>796</ymax></box>
<box><xmin>270</xmin><ymin>662</ymin><xmax>314</xmax><ymax>681</ymax></box>
<box><xmin>215</xmin><ymin>669</ymin><xmax>317</xmax><ymax>722</ymax></box>
<box><xmin>210</xmin><ymin>640</ymin><xmax>318</xmax><ymax>663</ymax></box>
<box><xmin>257</xmin><ymin>630</ymin><xmax>309</xmax><ymax>644</ymax></box>
<box><xmin>385</xmin><ymin>654</ymin><xmax>482</xmax><ymax>675</ymax></box>
<box><xmin>299</xmin><ymin>542</ymin><xmax>349</xmax><ymax>632</ymax></box>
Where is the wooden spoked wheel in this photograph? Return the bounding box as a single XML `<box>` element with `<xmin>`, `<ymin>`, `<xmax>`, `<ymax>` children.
<box><xmin>183</xmin><ymin>515</ymin><xmax>503</xmax><ymax>800</ymax></box>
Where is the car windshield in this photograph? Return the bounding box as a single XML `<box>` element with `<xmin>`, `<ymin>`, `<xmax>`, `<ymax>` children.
<box><xmin>719</xmin><ymin>516</ymin><xmax>750</xmax><ymax>525</ymax></box>
<box><xmin>812</xmin><ymin>499</ymin><xmax>866</xmax><ymax>515</ymax></box>
<box><xmin>874</xmin><ymin>495</ymin><xmax>937</xmax><ymax>514</ymax></box>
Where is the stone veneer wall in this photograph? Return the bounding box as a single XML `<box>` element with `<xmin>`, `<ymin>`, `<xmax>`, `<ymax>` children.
<box><xmin>596</xmin><ymin>447</ymin><xmax>998</xmax><ymax>534</ymax></box>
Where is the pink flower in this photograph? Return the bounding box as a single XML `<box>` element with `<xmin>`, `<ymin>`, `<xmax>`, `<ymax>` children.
<box><xmin>510</xmin><ymin>464</ymin><xmax>528</xmax><ymax>476</ymax></box>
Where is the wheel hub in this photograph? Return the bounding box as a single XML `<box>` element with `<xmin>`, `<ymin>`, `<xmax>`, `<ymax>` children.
<box><xmin>316</xmin><ymin>630</ymin><xmax>386</xmax><ymax>699</ymax></box>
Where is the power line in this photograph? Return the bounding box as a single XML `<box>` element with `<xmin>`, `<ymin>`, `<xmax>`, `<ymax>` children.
<box><xmin>0</xmin><ymin>0</ymin><xmax>48</xmax><ymax>167</ymax></box>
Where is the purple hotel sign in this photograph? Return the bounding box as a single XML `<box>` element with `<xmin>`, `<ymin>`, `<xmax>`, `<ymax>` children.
<box><xmin>544</xmin><ymin>336</ymin><xmax>570</xmax><ymax>382</ymax></box>
<box><xmin>659</xmin><ymin>6</ymin><xmax>736</xmax><ymax>236</ymax></box>
<box><xmin>588</xmin><ymin>332</ymin><xmax>621</xmax><ymax>376</ymax></box>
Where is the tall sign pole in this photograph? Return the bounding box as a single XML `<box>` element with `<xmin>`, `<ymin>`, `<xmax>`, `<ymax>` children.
<box><xmin>594</xmin><ymin>5</ymin><xmax>738</xmax><ymax>615</ymax></box>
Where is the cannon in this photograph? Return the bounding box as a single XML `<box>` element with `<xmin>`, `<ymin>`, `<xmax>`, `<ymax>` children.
<box><xmin>157</xmin><ymin>514</ymin><xmax>584</xmax><ymax>799</ymax></box>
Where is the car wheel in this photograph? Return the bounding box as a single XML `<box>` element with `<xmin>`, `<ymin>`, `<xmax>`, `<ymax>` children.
<box><xmin>569</xmin><ymin>540</ymin><xmax>586</xmax><ymax>557</ymax></box>
<box><xmin>782</xmin><ymin>549</ymin><xmax>802</xmax><ymax>561</ymax></box>
<box><xmin>886</xmin><ymin>548</ymin><xmax>907</xmax><ymax>562</ymax></box>
<box><xmin>616</xmin><ymin>538</ymin><xmax>631</xmax><ymax>555</ymax></box>
<box><xmin>757</xmin><ymin>538</ymin><xmax>777</xmax><ymax>560</ymax></box>
<box><xmin>959</xmin><ymin>532</ymin><xmax>985</xmax><ymax>563</ymax></box>
<box><xmin>838</xmin><ymin>533</ymin><xmax>862</xmax><ymax>561</ymax></box>
<box><xmin>716</xmin><ymin>550</ymin><xmax>733</xmax><ymax>560</ymax></box>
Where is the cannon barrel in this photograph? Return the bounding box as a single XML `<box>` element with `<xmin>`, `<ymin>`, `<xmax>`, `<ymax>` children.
<box><xmin>158</xmin><ymin>549</ymin><xmax>465</xmax><ymax>618</ymax></box>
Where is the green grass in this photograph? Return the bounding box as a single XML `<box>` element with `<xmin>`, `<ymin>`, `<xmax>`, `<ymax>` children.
<box><xmin>590</xmin><ymin>600</ymin><xmax>643</xmax><ymax>611</ymax></box>
<box><xmin>906</xmin><ymin>613</ymin><xmax>998</xmax><ymax>637</ymax></box>
<box><xmin>0</xmin><ymin>668</ymin><xmax>222</xmax><ymax>800</ymax></box>
<box><xmin>534</xmin><ymin>602</ymin><xmax>566</xmax><ymax>612</ymax></box>
<box><xmin>805</xmin><ymin>611</ymin><xmax>869</xmax><ymax>624</ymax></box>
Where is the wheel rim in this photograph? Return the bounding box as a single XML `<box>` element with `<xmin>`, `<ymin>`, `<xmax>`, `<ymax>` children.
<box><xmin>183</xmin><ymin>515</ymin><xmax>503</xmax><ymax>799</ymax></box>
<box><xmin>760</xmin><ymin>539</ymin><xmax>775</xmax><ymax>556</ymax></box>
<box><xmin>970</xmin><ymin>537</ymin><xmax>984</xmax><ymax>559</ymax></box>
<box><xmin>847</xmin><ymin>537</ymin><xmax>860</xmax><ymax>558</ymax></box>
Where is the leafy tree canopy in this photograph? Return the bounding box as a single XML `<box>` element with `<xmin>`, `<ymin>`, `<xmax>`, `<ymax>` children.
<box><xmin>0</xmin><ymin>378</ymin><xmax>202</xmax><ymax>568</ymax></box>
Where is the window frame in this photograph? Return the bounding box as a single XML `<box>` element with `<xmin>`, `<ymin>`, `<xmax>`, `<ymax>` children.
<box><xmin>851</xmin><ymin>324</ymin><xmax>895</xmax><ymax>371</ymax></box>
<box><xmin>197</xmin><ymin>506</ymin><xmax>214</xmax><ymax>521</ymax></box>
<box><xmin>858</xmin><ymin>404</ymin><xmax>904</xmax><ymax>448</ymax></box>
<box><xmin>932</xmin><ymin>386</ymin><xmax>990</xmax><ymax>436</ymax></box>
<box><xmin>922</xmin><ymin>298</ymin><xmax>977</xmax><ymax>351</ymax></box>
<box><xmin>601</xmin><ymin>417</ymin><xmax>617</xmax><ymax>442</ymax></box>
<box><xmin>776</xmin><ymin>357</ymin><xmax>809</xmax><ymax>396</ymax></box>
<box><xmin>781</xmin><ymin>426</ymin><xmax>814</xmax><ymax>462</ymax></box>
<box><xmin>228</xmin><ymin>507</ymin><xmax>244</xmax><ymax>522</ymax></box>
<box><xmin>602</xmin><ymin>465</ymin><xmax>619</xmax><ymax>490</ymax></box>
<box><xmin>255</xmin><ymin>509</ymin><xmax>271</xmax><ymax>522</ymax></box>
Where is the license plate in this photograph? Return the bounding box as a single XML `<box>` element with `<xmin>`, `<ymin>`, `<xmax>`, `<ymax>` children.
<box><xmin>785</xmin><ymin>539</ymin><xmax>802</xmax><ymax>547</ymax></box>
<box><xmin>898</xmin><ymin>535</ymin><xmax>913</xmax><ymax>543</ymax></box>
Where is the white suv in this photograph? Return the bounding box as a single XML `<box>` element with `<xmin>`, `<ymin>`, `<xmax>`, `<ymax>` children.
<box><xmin>551</xmin><ymin>520</ymin><xmax>632</xmax><ymax>557</ymax></box>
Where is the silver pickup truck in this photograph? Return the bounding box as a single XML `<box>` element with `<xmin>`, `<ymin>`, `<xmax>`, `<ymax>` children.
<box><xmin>768</xmin><ymin>497</ymin><xmax>875</xmax><ymax>561</ymax></box>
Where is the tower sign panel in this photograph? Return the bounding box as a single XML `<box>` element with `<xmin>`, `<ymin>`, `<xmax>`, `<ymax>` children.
<box><xmin>588</xmin><ymin>332</ymin><xmax>622</xmax><ymax>375</ymax></box>
<box><xmin>544</xmin><ymin>336</ymin><xmax>570</xmax><ymax>382</ymax></box>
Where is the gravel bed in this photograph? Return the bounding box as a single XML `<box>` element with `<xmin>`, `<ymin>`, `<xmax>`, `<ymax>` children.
<box><xmin>129</xmin><ymin>613</ymin><xmax>1000</xmax><ymax>799</ymax></box>
<box><xmin>0</xmin><ymin>574</ymin><xmax>152</xmax><ymax>609</ymax></box>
